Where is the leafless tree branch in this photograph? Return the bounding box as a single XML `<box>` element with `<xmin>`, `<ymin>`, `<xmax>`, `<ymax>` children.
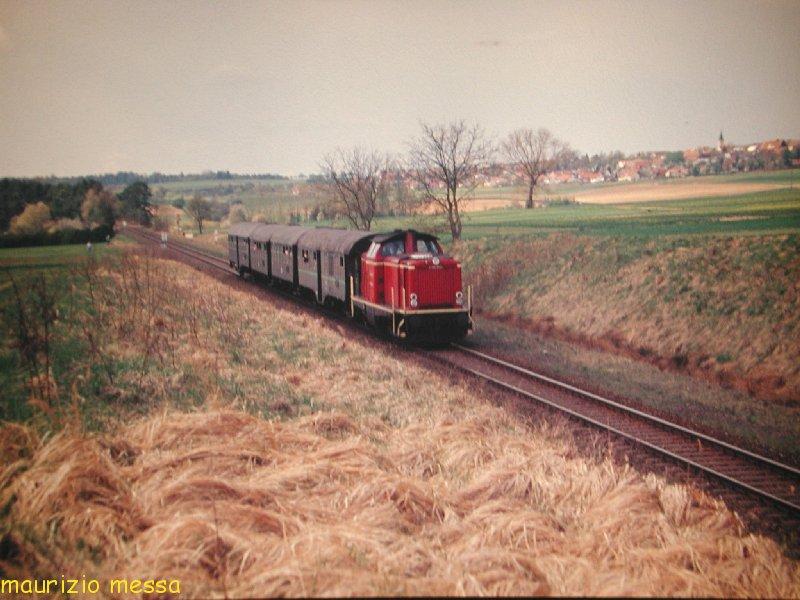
<box><xmin>501</xmin><ymin>128</ymin><xmax>569</xmax><ymax>209</ymax></box>
<box><xmin>320</xmin><ymin>147</ymin><xmax>391</xmax><ymax>230</ymax></box>
<box><xmin>407</xmin><ymin>120</ymin><xmax>493</xmax><ymax>240</ymax></box>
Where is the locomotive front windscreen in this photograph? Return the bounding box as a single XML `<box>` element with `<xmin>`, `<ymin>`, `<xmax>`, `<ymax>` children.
<box><xmin>415</xmin><ymin>239</ymin><xmax>441</xmax><ymax>255</ymax></box>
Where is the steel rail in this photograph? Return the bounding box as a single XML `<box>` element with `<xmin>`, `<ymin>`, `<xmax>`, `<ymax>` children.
<box><xmin>454</xmin><ymin>344</ymin><xmax>800</xmax><ymax>478</ymax></box>
<box><xmin>445</xmin><ymin>344</ymin><xmax>800</xmax><ymax>513</ymax></box>
<box><xmin>126</xmin><ymin>228</ymin><xmax>232</xmax><ymax>272</ymax></box>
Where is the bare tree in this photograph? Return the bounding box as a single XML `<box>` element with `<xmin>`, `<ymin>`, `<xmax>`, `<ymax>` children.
<box><xmin>321</xmin><ymin>147</ymin><xmax>390</xmax><ymax>230</ymax></box>
<box><xmin>185</xmin><ymin>194</ymin><xmax>212</xmax><ymax>234</ymax></box>
<box><xmin>407</xmin><ymin>120</ymin><xmax>493</xmax><ymax>240</ymax></box>
<box><xmin>501</xmin><ymin>128</ymin><xmax>568</xmax><ymax>209</ymax></box>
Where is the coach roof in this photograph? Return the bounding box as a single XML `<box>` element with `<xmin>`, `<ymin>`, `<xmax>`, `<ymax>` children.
<box><xmin>229</xmin><ymin>222</ymin><xmax>263</xmax><ymax>238</ymax></box>
<box><xmin>262</xmin><ymin>224</ymin><xmax>311</xmax><ymax>246</ymax></box>
<box><xmin>250</xmin><ymin>223</ymin><xmax>285</xmax><ymax>243</ymax></box>
<box><xmin>298</xmin><ymin>228</ymin><xmax>377</xmax><ymax>255</ymax></box>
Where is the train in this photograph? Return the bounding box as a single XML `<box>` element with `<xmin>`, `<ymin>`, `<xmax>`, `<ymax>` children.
<box><xmin>228</xmin><ymin>223</ymin><xmax>473</xmax><ymax>341</ymax></box>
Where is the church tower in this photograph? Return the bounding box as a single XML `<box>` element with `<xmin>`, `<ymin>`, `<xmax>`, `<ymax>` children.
<box><xmin>717</xmin><ymin>131</ymin><xmax>725</xmax><ymax>152</ymax></box>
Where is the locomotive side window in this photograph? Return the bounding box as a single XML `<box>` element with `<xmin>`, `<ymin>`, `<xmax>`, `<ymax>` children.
<box><xmin>366</xmin><ymin>242</ymin><xmax>379</xmax><ymax>259</ymax></box>
<box><xmin>327</xmin><ymin>253</ymin><xmax>334</xmax><ymax>276</ymax></box>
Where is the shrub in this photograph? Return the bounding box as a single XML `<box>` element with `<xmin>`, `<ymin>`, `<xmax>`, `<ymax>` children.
<box><xmin>80</xmin><ymin>188</ymin><xmax>117</xmax><ymax>228</ymax></box>
<box><xmin>47</xmin><ymin>218</ymin><xmax>84</xmax><ymax>234</ymax></box>
<box><xmin>228</xmin><ymin>204</ymin><xmax>249</xmax><ymax>224</ymax></box>
<box><xmin>9</xmin><ymin>202</ymin><xmax>51</xmax><ymax>235</ymax></box>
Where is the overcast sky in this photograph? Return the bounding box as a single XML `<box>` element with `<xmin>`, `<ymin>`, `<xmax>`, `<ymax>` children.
<box><xmin>1</xmin><ymin>0</ymin><xmax>798</xmax><ymax>177</ymax></box>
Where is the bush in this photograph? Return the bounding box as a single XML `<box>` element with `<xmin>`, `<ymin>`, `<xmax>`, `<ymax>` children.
<box><xmin>47</xmin><ymin>218</ymin><xmax>84</xmax><ymax>233</ymax></box>
<box><xmin>228</xmin><ymin>204</ymin><xmax>249</xmax><ymax>224</ymax></box>
<box><xmin>9</xmin><ymin>202</ymin><xmax>51</xmax><ymax>235</ymax></box>
<box><xmin>80</xmin><ymin>189</ymin><xmax>117</xmax><ymax>228</ymax></box>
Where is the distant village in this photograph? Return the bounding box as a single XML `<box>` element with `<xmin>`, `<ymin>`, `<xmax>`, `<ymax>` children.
<box><xmin>495</xmin><ymin>134</ymin><xmax>799</xmax><ymax>188</ymax></box>
<box><xmin>339</xmin><ymin>135</ymin><xmax>800</xmax><ymax>197</ymax></box>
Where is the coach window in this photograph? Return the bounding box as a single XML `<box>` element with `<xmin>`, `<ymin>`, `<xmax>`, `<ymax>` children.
<box><xmin>302</xmin><ymin>249</ymin><xmax>309</xmax><ymax>263</ymax></box>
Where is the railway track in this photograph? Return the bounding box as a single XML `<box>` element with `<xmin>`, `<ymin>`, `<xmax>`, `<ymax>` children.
<box><xmin>127</xmin><ymin>226</ymin><xmax>800</xmax><ymax>516</ymax></box>
<box><xmin>430</xmin><ymin>345</ymin><xmax>800</xmax><ymax>514</ymax></box>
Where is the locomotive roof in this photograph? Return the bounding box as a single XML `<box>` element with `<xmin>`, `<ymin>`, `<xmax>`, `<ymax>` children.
<box><xmin>229</xmin><ymin>222</ymin><xmax>263</xmax><ymax>237</ymax></box>
<box><xmin>371</xmin><ymin>229</ymin><xmax>438</xmax><ymax>243</ymax></box>
<box><xmin>298</xmin><ymin>228</ymin><xmax>377</xmax><ymax>254</ymax></box>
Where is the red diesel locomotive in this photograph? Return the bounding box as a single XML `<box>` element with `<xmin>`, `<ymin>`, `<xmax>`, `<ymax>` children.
<box><xmin>228</xmin><ymin>223</ymin><xmax>472</xmax><ymax>341</ymax></box>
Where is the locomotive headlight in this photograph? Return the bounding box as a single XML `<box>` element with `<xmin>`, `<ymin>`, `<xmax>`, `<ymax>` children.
<box><xmin>455</xmin><ymin>290</ymin><xmax>464</xmax><ymax>305</ymax></box>
<box><xmin>410</xmin><ymin>293</ymin><xmax>418</xmax><ymax>308</ymax></box>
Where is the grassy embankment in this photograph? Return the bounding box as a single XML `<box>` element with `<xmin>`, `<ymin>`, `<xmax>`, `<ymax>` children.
<box><xmin>2</xmin><ymin>248</ymin><xmax>799</xmax><ymax>596</ymax></box>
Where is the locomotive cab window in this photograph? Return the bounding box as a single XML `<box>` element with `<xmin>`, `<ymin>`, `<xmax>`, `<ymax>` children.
<box><xmin>380</xmin><ymin>240</ymin><xmax>404</xmax><ymax>257</ymax></box>
<box><xmin>415</xmin><ymin>239</ymin><xmax>440</xmax><ymax>255</ymax></box>
<box><xmin>366</xmin><ymin>242</ymin><xmax>379</xmax><ymax>259</ymax></box>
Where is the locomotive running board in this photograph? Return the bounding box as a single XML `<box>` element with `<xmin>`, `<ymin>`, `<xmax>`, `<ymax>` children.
<box><xmin>351</xmin><ymin>296</ymin><xmax>470</xmax><ymax>316</ymax></box>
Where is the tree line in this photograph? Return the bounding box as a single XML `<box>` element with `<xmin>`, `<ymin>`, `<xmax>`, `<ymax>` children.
<box><xmin>0</xmin><ymin>179</ymin><xmax>156</xmax><ymax>246</ymax></box>
<box><xmin>320</xmin><ymin>121</ymin><xmax>571</xmax><ymax>240</ymax></box>
<box><xmin>31</xmin><ymin>170</ymin><xmax>288</xmax><ymax>187</ymax></box>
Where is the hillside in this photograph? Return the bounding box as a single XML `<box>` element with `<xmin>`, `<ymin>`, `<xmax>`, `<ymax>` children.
<box><xmin>460</xmin><ymin>233</ymin><xmax>800</xmax><ymax>405</ymax></box>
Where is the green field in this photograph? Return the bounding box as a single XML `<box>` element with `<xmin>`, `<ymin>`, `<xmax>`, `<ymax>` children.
<box><xmin>151</xmin><ymin>177</ymin><xmax>315</xmax><ymax>223</ymax></box>
<box><xmin>150</xmin><ymin>169</ymin><xmax>800</xmax><ymax>239</ymax></box>
<box><xmin>0</xmin><ymin>242</ymin><xmax>116</xmax><ymax>271</ymax></box>
<box><xmin>0</xmin><ymin>242</ymin><xmax>120</xmax><ymax>424</ymax></box>
<box><xmin>366</xmin><ymin>187</ymin><xmax>800</xmax><ymax>241</ymax></box>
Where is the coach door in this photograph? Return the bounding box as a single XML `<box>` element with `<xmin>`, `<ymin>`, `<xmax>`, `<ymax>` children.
<box><xmin>315</xmin><ymin>251</ymin><xmax>323</xmax><ymax>303</ymax></box>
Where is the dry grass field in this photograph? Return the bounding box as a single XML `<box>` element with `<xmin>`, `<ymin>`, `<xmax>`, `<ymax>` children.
<box><xmin>571</xmin><ymin>181</ymin><xmax>788</xmax><ymax>204</ymax></box>
<box><xmin>460</xmin><ymin>177</ymin><xmax>792</xmax><ymax>212</ymax></box>
<box><xmin>2</xmin><ymin>251</ymin><xmax>799</xmax><ymax>596</ymax></box>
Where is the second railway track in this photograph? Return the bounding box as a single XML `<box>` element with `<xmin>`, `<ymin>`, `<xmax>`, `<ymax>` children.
<box><xmin>127</xmin><ymin>226</ymin><xmax>800</xmax><ymax>518</ymax></box>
